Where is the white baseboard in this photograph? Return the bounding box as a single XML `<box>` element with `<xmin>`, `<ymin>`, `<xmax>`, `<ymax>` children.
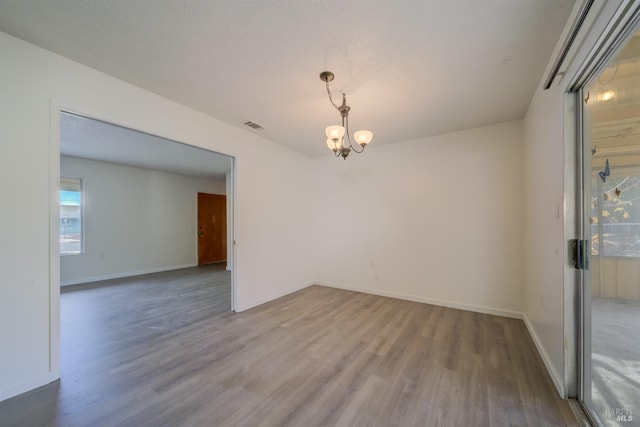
<box><xmin>316</xmin><ymin>281</ymin><xmax>523</xmax><ymax>319</ymax></box>
<box><xmin>234</xmin><ymin>282</ymin><xmax>314</xmax><ymax>312</ymax></box>
<box><xmin>0</xmin><ymin>372</ymin><xmax>58</xmax><ymax>402</ymax></box>
<box><xmin>60</xmin><ymin>263</ymin><xmax>198</xmax><ymax>286</ymax></box>
<box><xmin>523</xmin><ymin>313</ymin><xmax>564</xmax><ymax>396</ymax></box>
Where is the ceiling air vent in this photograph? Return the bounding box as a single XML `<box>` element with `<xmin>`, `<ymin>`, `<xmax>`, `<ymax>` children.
<box><xmin>243</xmin><ymin>121</ymin><xmax>264</xmax><ymax>130</ymax></box>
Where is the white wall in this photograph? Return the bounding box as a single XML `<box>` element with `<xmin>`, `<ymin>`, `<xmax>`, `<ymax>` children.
<box><xmin>313</xmin><ymin>121</ymin><xmax>524</xmax><ymax>317</ymax></box>
<box><xmin>523</xmin><ymin>80</ymin><xmax>567</xmax><ymax>394</ymax></box>
<box><xmin>60</xmin><ymin>156</ymin><xmax>226</xmax><ymax>285</ymax></box>
<box><xmin>0</xmin><ymin>31</ymin><xmax>315</xmax><ymax>401</ymax></box>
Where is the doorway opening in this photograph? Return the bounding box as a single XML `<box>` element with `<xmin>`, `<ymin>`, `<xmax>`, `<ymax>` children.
<box><xmin>56</xmin><ymin>109</ymin><xmax>236</xmax><ymax>318</ymax></box>
<box><xmin>55</xmin><ymin>110</ymin><xmax>237</xmax><ymax>403</ymax></box>
<box><xmin>57</xmin><ymin>111</ymin><xmax>235</xmax><ymax>304</ymax></box>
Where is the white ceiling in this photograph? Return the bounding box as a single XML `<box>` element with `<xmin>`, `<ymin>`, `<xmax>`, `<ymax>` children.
<box><xmin>61</xmin><ymin>112</ymin><xmax>231</xmax><ymax>180</ymax></box>
<box><xmin>0</xmin><ymin>0</ymin><xmax>576</xmax><ymax>157</ymax></box>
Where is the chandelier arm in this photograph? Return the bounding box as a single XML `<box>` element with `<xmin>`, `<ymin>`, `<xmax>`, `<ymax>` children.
<box><xmin>350</xmin><ymin>138</ymin><xmax>365</xmax><ymax>153</ymax></box>
<box><xmin>344</xmin><ymin>115</ymin><xmax>354</xmax><ymax>149</ymax></box>
<box><xmin>344</xmin><ymin>113</ymin><xmax>365</xmax><ymax>153</ymax></box>
<box><xmin>345</xmin><ymin>133</ymin><xmax>354</xmax><ymax>150</ymax></box>
<box><xmin>342</xmin><ymin>109</ymin><xmax>350</xmax><ymax>147</ymax></box>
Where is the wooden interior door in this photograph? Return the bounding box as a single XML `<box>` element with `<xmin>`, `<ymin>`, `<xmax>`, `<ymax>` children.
<box><xmin>197</xmin><ymin>193</ymin><xmax>227</xmax><ymax>265</ymax></box>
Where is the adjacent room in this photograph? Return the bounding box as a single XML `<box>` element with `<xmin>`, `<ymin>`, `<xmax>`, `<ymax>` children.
<box><xmin>1</xmin><ymin>1</ymin><xmax>639</xmax><ymax>426</ymax></box>
<box><xmin>58</xmin><ymin>112</ymin><xmax>233</xmax><ymax>289</ymax></box>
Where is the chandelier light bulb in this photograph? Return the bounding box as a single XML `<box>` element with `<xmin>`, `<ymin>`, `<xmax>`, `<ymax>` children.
<box><xmin>326</xmin><ymin>138</ymin><xmax>342</xmax><ymax>152</ymax></box>
<box><xmin>325</xmin><ymin>125</ymin><xmax>345</xmax><ymax>141</ymax></box>
<box><xmin>354</xmin><ymin>130</ymin><xmax>373</xmax><ymax>147</ymax></box>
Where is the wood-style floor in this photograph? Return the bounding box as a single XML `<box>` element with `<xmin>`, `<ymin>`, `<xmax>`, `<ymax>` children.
<box><xmin>0</xmin><ymin>266</ymin><xmax>578</xmax><ymax>426</ymax></box>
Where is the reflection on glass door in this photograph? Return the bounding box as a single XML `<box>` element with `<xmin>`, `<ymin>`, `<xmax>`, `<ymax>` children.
<box><xmin>583</xmin><ymin>28</ymin><xmax>640</xmax><ymax>427</ymax></box>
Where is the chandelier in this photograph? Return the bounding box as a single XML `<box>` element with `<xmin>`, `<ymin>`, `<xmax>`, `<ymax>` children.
<box><xmin>320</xmin><ymin>71</ymin><xmax>373</xmax><ymax>159</ymax></box>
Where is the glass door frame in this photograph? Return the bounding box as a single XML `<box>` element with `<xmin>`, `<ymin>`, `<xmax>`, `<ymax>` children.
<box><xmin>577</xmin><ymin>85</ymin><xmax>599</xmax><ymax>425</ymax></box>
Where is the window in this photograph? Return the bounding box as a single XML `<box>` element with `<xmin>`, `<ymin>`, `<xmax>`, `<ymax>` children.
<box><xmin>60</xmin><ymin>177</ymin><xmax>83</xmax><ymax>255</ymax></box>
<box><xmin>591</xmin><ymin>170</ymin><xmax>640</xmax><ymax>257</ymax></box>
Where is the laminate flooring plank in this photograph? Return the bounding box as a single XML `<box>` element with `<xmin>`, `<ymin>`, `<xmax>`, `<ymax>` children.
<box><xmin>334</xmin><ymin>374</ymin><xmax>391</xmax><ymax>427</ymax></box>
<box><xmin>0</xmin><ymin>269</ymin><xmax>578</xmax><ymax>427</ymax></box>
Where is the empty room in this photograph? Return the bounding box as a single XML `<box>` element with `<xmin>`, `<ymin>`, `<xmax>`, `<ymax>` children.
<box><xmin>1</xmin><ymin>1</ymin><xmax>639</xmax><ymax>426</ymax></box>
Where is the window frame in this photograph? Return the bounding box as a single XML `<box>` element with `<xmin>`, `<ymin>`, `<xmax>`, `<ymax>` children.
<box><xmin>59</xmin><ymin>176</ymin><xmax>84</xmax><ymax>256</ymax></box>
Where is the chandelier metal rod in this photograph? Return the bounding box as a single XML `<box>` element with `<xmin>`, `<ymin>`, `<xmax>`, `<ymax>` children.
<box><xmin>325</xmin><ymin>80</ymin><xmax>340</xmax><ymax>111</ymax></box>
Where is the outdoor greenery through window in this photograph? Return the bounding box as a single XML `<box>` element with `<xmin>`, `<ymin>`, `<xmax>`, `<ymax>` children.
<box><xmin>591</xmin><ymin>171</ymin><xmax>640</xmax><ymax>257</ymax></box>
<box><xmin>60</xmin><ymin>177</ymin><xmax>83</xmax><ymax>255</ymax></box>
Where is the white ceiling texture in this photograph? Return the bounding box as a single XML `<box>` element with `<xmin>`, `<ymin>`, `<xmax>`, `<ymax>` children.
<box><xmin>0</xmin><ymin>0</ymin><xmax>576</xmax><ymax>167</ymax></box>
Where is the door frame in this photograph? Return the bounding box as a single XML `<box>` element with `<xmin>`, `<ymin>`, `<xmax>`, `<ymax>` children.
<box><xmin>575</xmin><ymin>85</ymin><xmax>597</xmax><ymax>424</ymax></box>
<box><xmin>197</xmin><ymin>192</ymin><xmax>228</xmax><ymax>266</ymax></box>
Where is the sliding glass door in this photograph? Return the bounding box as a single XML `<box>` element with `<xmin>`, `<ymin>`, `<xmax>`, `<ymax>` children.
<box><xmin>580</xmin><ymin>23</ymin><xmax>640</xmax><ymax>426</ymax></box>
